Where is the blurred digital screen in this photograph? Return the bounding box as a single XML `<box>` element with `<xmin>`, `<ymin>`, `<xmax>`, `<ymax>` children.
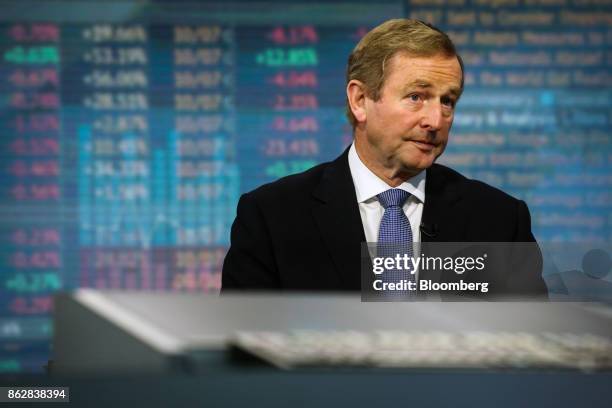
<box><xmin>0</xmin><ymin>0</ymin><xmax>609</xmax><ymax>373</ymax></box>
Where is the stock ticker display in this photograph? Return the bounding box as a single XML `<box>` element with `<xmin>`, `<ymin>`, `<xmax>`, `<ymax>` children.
<box><xmin>0</xmin><ymin>0</ymin><xmax>610</xmax><ymax>372</ymax></box>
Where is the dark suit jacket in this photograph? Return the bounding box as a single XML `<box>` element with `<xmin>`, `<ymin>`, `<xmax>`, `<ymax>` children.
<box><xmin>221</xmin><ymin>148</ymin><xmax>547</xmax><ymax>296</ymax></box>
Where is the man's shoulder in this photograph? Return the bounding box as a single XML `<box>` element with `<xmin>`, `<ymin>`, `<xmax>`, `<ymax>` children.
<box><xmin>429</xmin><ymin>163</ymin><xmax>522</xmax><ymax>205</ymax></box>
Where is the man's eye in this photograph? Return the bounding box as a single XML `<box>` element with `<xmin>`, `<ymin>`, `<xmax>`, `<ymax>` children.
<box><xmin>407</xmin><ymin>94</ymin><xmax>421</xmax><ymax>102</ymax></box>
<box><xmin>441</xmin><ymin>97</ymin><xmax>456</xmax><ymax>108</ymax></box>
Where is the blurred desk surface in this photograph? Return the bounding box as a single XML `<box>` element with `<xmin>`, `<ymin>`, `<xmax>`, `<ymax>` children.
<box><xmin>20</xmin><ymin>291</ymin><xmax>612</xmax><ymax>407</ymax></box>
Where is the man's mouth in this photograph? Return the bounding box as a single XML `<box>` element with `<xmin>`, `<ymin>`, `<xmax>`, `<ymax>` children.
<box><xmin>411</xmin><ymin>140</ymin><xmax>437</xmax><ymax>151</ymax></box>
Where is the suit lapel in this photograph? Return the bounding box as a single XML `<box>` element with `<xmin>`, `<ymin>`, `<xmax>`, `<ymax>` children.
<box><xmin>311</xmin><ymin>148</ymin><xmax>365</xmax><ymax>289</ymax></box>
<box><xmin>422</xmin><ymin>164</ymin><xmax>466</xmax><ymax>242</ymax></box>
<box><xmin>419</xmin><ymin>164</ymin><xmax>466</xmax><ymax>288</ymax></box>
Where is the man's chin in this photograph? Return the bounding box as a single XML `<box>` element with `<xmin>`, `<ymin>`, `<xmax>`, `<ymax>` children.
<box><xmin>400</xmin><ymin>154</ymin><xmax>439</xmax><ymax>173</ymax></box>
<box><xmin>396</xmin><ymin>162</ymin><xmax>434</xmax><ymax>179</ymax></box>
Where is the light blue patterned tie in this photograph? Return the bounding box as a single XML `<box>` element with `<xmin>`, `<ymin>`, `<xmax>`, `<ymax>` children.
<box><xmin>377</xmin><ymin>189</ymin><xmax>415</xmax><ymax>294</ymax></box>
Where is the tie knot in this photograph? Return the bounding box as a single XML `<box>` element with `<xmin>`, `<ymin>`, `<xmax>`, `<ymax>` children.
<box><xmin>377</xmin><ymin>189</ymin><xmax>410</xmax><ymax>209</ymax></box>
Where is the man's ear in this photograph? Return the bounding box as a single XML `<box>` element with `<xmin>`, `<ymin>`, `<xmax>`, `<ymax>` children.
<box><xmin>346</xmin><ymin>79</ymin><xmax>368</xmax><ymax>124</ymax></box>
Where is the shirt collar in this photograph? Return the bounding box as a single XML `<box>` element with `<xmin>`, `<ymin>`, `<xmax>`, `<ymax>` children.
<box><xmin>348</xmin><ymin>142</ymin><xmax>426</xmax><ymax>204</ymax></box>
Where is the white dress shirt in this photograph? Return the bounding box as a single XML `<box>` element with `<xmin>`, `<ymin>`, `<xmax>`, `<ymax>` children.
<box><xmin>347</xmin><ymin>142</ymin><xmax>426</xmax><ymax>245</ymax></box>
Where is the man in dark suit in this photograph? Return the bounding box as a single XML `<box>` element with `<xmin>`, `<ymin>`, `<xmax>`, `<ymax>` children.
<box><xmin>222</xmin><ymin>19</ymin><xmax>547</xmax><ymax>297</ymax></box>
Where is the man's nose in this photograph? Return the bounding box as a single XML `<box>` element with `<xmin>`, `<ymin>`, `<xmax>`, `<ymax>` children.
<box><xmin>419</xmin><ymin>101</ymin><xmax>444</xmax><ymax>131</ymax></box>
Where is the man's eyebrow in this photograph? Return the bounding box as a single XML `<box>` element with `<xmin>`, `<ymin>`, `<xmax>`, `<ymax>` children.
<box><xmin>402</xmin><ymin>80</ymin><xmax>432</xmax><ymax>91</ymax></box>
<box><xmin>402</xmin><ymin>80</ymin><xmax>463</xmax><ymax>97</ymax></box>
<box><xmin>448</xmin><ymin>86</ymin><xmax>462</xmax><ymax>97</ymax></box>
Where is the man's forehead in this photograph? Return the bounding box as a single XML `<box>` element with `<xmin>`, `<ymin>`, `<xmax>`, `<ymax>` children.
<box><xmin>390</xmin><ymin>49</ymin><xmax>456</xmax><ymax>62</ymax></box>
<box><xmin>387</xmin><ymin>53</ymin><xmax>462</xmax><ymax>88</ymax></box>
<box><xmin>389</xmin><ymin>52</ymin><xmax>459</xmax><ymax>72</ymax></box>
